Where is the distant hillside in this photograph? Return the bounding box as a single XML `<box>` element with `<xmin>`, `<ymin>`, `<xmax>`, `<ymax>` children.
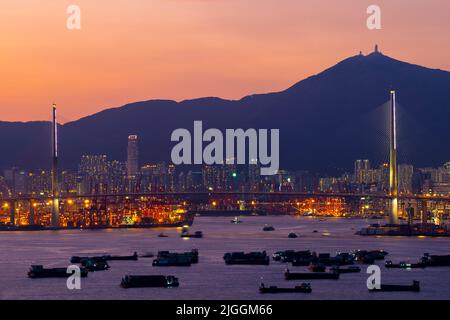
<box><xmin>1</xmin><ymin>48</ymin><xmax>449</xmax><ymax>173</ymax></box>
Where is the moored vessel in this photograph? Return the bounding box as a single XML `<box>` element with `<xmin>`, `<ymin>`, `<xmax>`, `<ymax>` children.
<box><xmin>259</xmin><ymin>283</ymin><xmax>312</xmax><ymax>294</ymax></box>
<box><xmin>224</xmin><ymin>251</ymin><xmax>270</xmax><ymax>265</ymax></box>
<box><xmin>262</xmin><ymin>225</ymin><xmax>275</xmax><ymax>231</ymax></box>
<box><xmin>369</xmin><ymin>281</ymin><xmax>420</xmax><ymax>292</ymax></box>
<box><xmin>284</xmin><ymin>269</ymin><xmax>339</xmax><ymax>280</ymax></box>
<box><xmin>330</xmin><ymin>266</ymin><xmax>361</xmax><ymax>273</ymax></box>
<box><xmin>28</xmin><ymin>265</ymin><xmax>88</xmax><ymax>278</ymax></box>
<box><xmin>121</xmin><ymin>275</ymin><xmax>179</xmax><ymax>288</ymax></box>
<box><xmin>385</xmin><ymin>261</ymin><xmax>426</xmax><ymax>269</ymax></box>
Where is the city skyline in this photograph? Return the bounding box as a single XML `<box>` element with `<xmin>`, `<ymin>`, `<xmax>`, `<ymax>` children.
<box><xmin>2</xmin><ymin>1</ymin><xmax>450</xmax><ymax>305</ymax></box>
<box><xmin>2</xmin><ymin>48</ymin><xmax>450</xmax><ymax>173</ymax></box>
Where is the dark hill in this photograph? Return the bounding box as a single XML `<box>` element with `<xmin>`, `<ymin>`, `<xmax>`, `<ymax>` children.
<box><xmin>1</xmin><ymin>48</ymin><xmax>449</xmax><ymax>173</ymax></box>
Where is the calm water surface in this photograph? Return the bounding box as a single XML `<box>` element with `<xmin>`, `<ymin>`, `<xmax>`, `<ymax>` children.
<box><xmin>1</xmin><ymin>216</ymin><xmax>449</xmax><ymax>300</ymax></box>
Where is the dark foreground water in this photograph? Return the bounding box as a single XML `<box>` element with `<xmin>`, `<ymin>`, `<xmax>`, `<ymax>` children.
<box><xmin>0</xmin><ymin>216</ymin><xmax>449</xmax><ymax>300</ymax></box>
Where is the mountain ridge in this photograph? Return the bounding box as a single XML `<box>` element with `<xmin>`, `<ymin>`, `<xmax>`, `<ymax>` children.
<box><xmin>1</xmin><ymin>49</ymin><xmax>449</xmax><ymax>173</ymax></box>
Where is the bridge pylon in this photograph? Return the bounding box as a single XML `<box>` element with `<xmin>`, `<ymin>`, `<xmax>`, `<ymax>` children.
<box><xmin>389</xmin><ymin>90</ymin><xmax>399</xmax><ymax>224</ymax></box>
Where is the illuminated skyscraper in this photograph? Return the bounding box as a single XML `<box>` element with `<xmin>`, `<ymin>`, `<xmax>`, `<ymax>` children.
<box><xmin>248</xmin><ymin>159</ymin><xmax>260</xmax><ymax>192</ymax></box>
<box><xmin>354</xmin><ymin>159</ymin><xmax>370</xmax><ymax>183</ymax></box>
<box><xmin>127</xmin><ymin>135</ymin><xmax>139</xmax><ymax>178</ymax></box>
<box><xmin>399</xmin><ymin>164</ymin><xmax>414</xmax><ymax>194</ymax></box>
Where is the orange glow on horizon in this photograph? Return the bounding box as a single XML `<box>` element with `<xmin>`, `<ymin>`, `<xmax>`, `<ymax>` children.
<box><xmin>1</xmin><ymin>0</ymin><xmax>450</xmax><ymax>122</ymax></box>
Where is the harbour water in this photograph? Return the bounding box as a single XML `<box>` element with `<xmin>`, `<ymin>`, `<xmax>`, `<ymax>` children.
<box><xmin>1</xmin><ymin>216</ymin><xmax>449</xmax><ymax>300</ymax></box>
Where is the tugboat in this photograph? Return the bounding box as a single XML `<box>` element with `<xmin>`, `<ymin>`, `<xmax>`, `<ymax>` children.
<box><xmin>273</xmin><ymin>250</ymin><xmax>312</xmax><ymax>263</ymax></box>
<box><xmin>224</xmin><ymin>251</ymin><xmax>270</xmax><ymax>265</ymax></box>
<box><xmin>284</xmin><ymin>269</ymin><xmax>339</xmax><ymax>280</ymax></box>
<box><xmin>180</xmin><ymin>226</ymin><xmax>203</xmax><ymax>238</ymax></box>
<box><xmin>121</xmin><ymin>275</ymin><xmax>179</xmax><ymax>288</ymax></box>
<box><xmin>259</xmin><ymin>283</ymin><xmax>312</xmax><ymax>294</ymax></box>
<box><xmin>180</xmin><ymin>230</ymin><xmax>203</xmax><ymax>238</ymax></box>
<box><xmin>354</xmin><ymin>250</ymin><xmax>388</xmax><ymax>264</ymax></box>
<box><xmin>71</xmin><ymin>252</ymin><xmax>138</xmax><ymax>263</ymax></box>
<box><xmin>231</xmin><ymin>217</ymin><xmax>242</xmax><ymax>224</ymax></box>
<box><xmin>385</xmin><ymin>261</ymin><xmax>426</xmax><ymax>269</ymax></box>
<box><xmin>157</xmin><ymin>249</ymin><xmax>199</xmax><ymax>264</ymax></box>
<box><xmin>262</xmin><ymin>225</ymin><xmax>275</xmax><ymax>231</ymax></box>
<box><xmin>28</xmin><ymin>265</ymin><xmax>88</xmax><ymax>278</ymax></box>
<box><xmin>152</xmin><ymin>255</ymin><xmax>192</xmax><ymax>267</ymax></box>
<box><xmin>83</xmin><ymin>259</ymin><xmax>110</xmax><ymax>271</ymax></box>
<box><xmin>421</xmin><ymin>253</ymin><xmax>450</xmax><ymax>267</ymax></box>
<box><xmin>288</xmin><ymin>232</ymin><xmax>298</xmax><ymax>238</ymax></box>
<box><xmin>330</xmin><ymin>266</ymin><xmax>361</xmax><ymax>274</ymax></box>
<box><xmin>291</xmin><ymin>252</ymin><xmax>355</xmax><ymax>266</ymax></box>
<box><xmin>369</xmin><ymin>280</ymin><xmax>420</xmax><ymax>292</ymax></box>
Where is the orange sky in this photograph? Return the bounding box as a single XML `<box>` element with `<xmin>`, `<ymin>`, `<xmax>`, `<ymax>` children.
<box><xmin>1</xmin><ymin>0</ymin><xmax>450</xmax><ymax>122</ymax></box>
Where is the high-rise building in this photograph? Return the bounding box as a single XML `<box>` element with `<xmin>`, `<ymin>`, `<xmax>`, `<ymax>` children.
<box><xmin>378</xmin><ymin>163</ymin><xmax>390</xmax><ymax>192</ymax></box>
<box><xmin>432</xmin><ymin>162</ymin><xmax>450</xmax><ymax>195</ymax></box>
<box><xmin>29</xmin><ymin>170</ymin><xmax>52</xmax><ymax>196</ymax></box>
<box><xmin>3</xmin><ymin>167</ymin><xmax>27</xmax><ymax>196</ymax></box>
<box><xmin>78</xmin><ymin>155</ymin><xmax>109</xmax><ymax>195</ymax></box>
<box><xmin>354</xmin><ymin>160</ymin><xmax>371</xmax><ymax>184</ymax></box>
<box><xmin>398</xmin><ymin>164</ymin><xmax>414</xmax><ymax>194</ymax></box>
<box><xmin>248</xmin><ymin>160</ymin><xmax>260</xmax><ymax>192</ymax></box>
<box><xmin>202</xmin><ymin>165</ymin><xmax>217</xmax><ymax>191</ymax></box>
<box><xmin>127</xmin><ymin>135</ymin><xmax>139</xmax><ymax>178</ymax></box>
<box><xmin>61</xmin><ymin>170</ymin><xmax>78</xmax><ymax>195</ymax></box>
<box><xmin>79</xmin><ymin>155</ymin><xmax>108</xmax><ymax>176</ymax></box>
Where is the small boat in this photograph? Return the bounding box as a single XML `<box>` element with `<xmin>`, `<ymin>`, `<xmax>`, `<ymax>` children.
<box><xmin>152</xmin><ymin>257</ymin><xmax>191</xmax><ymax>267</ymax></box>
<box><xmin>385</xmin><ymin>261</ymin><xmax>426</xmax><ymax>269</ymax></box>
<box><xmin>288</xmin><ymin>232</ymin><xmax>298</xmax><ymax>238</ymax></box>
<box><xmin>121</xmin><ymin>275</ymin><xmax>179</xmax><ymax>288</ymax></box>
<box><xmin>354</xmin><ymin>250</ymin><xmax>388</xmax><ymax>264</ymax></box>
<box><xmin>71</xmin><ymin>252</ymin><xmax>138</xmax><ymax>263</ymax></box>
<box><xmin>231</xmin><ymin>217</ymin><xmax>242</xmax><ymax>224</ymax></box>
<box><xmin>369</xmin><ymin>281</ymin><xmax>420</xmax><ymax>292</ymax></box>
<box><xmin>158</xmin><ymin>233</ymin><xmax>168</xmax><ymax>238</ymax></box>
<box><xmin>157</xmin><ymin>249</ymin><xmax>199</xmax><ymax>264</ymax></box>
<box><xmin>259</xmin><ymin>283</ymin><xmax>312</xmax><ymax>294</ymax></box>
<box><xmin>284</xmin><ymin>269</ymin><xmax>339</xmax><ymax>280</ymax></box>
<box><xmin>263</xmin><ymin>225</ymin><xmax>275</xmax><ymax>231</ymax></box>
<box><xmin>180</xmin><ymin>230</ymin><xmax>203</xmax><ymax>238</ymax></box>
<box><xmin>28</xmin><ymin>265</ymin><xmax>88</xmax><ymax>278</ymax></box>
<box><xmin>330</xmin><ymin>266</ymin><xmax>361</xmax><ymax>274</ymax></box>
<box><xmin>308</xmin><ymin>263</ymin><xmax>326</xmax><ymax>272</ymax></box>
<box><xmin>421</xmin><ymin>253</ymin><xmax>450</xmax><ymax>267</ymax></box>
<box><xmin>313</xmin><ymin>230</ymin><xmax>318</xmax><ymax>233</ymax></box>
<box><xmin>83</xmin><ymin>259</ymin><xmax>110</xmax><ymax>271</ymax></box>
<box><xmin>273</xmin><ymin>250</ymin><xmax>312</xmax><ymax>263</ymax></box>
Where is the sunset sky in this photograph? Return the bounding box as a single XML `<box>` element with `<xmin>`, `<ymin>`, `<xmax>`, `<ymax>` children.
<box><xmin>1</xmin><ymin>0</ymin><xmax>450</xmax><ymax>122</ymax></box>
